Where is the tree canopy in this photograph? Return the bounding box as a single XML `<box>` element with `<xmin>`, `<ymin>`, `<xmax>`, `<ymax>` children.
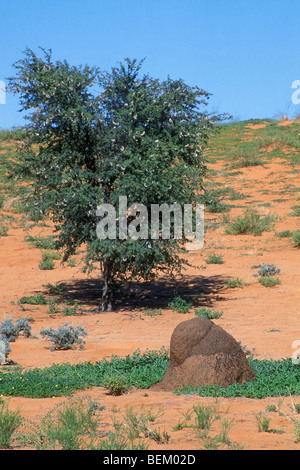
<box><xmin>8</xmin><ymin>48</ymin><xmax>227</xmax><ymax>311</ymax></box>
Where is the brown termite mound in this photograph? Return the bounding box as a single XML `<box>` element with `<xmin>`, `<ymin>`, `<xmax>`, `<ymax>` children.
<box><xmin>153</xmin><ymin>317</ymin><xmax>256</xmax><ymax>391</ymax></box>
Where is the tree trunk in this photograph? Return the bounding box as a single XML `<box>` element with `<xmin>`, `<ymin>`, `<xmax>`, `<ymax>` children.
<box><xmin>101</xmin><ymin>261</ymin><xmax>113</xmax><ymax>312</ymax></box>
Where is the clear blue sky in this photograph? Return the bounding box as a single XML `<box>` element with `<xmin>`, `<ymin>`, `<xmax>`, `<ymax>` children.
<box><xmin>0</xmin><ymin>0</ymin><xmax>300</xmax><ymax>129</ymax></box>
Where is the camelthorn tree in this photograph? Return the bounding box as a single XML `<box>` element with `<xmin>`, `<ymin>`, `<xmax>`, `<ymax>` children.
<box><xmin>9</xmin><ymin>48</ymin><xmax>226</xmax><ymax>311</ymax></box>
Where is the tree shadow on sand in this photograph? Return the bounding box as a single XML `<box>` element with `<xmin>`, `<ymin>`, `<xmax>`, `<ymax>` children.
<box><xmin>55</xmin><ymin>274</ymin><xmax>231</xmax><ymax>312</ymax></box>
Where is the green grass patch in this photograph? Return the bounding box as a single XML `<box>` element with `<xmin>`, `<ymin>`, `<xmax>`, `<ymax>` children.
<box><xmin>194</xmin><ymin>307</ymin><xmax>223</xmax><ymax>319</ymax></box>
<box><xmin>205</xmin><ymin>253</ymin><xmax>224</xmax><ymax>264</ymax></box>
<box><xmin>174</xmin><ymin>358</ymin><xmax>300</xmax><ymax>398</ymax></box>
<box><xmin>225</xmin><ymin>208</ymin><xmax>276</xmax><ymax>236</ymax></box>
<box><xmin>142</xmin><ymin>308</ymin><xmax>162</xmax><ymax>317</ymax></box>
<box><xmin>292</xmin><ymin>231</ymin><xmax>300</xmax><ymax>247</ymax></box>
<box><xmin>258</xmin><ymin>276</ymin><xmax>281</xmax><ymax>287</ymax></box>
<box><xmin>0</xmin><ymin>225</ymin><xmax>8</xmax><ymax>236</ymax></box>
<box><xmin>229</xmin><ymin>147</ymin><xmax>264</xmax><ymax>169</ymax></box>
<box><xmin>25</xmin><ymin>235</ymin><xmax>57</xmax><ymax>250</ymax></box>
<box><xmin>0</xmin><ymin>352</ymin><xmax>299</xmax><ymax>399</ymax></box>
<box><xmin>292</xmin><ymin>203</ymin><xmax>300</xmax><ymax>217</ymax></box>
<box><xmin>276</xmin><ymin>230</ymin><xmax>293</xmax><ymax>238</ymax></box>
<box><xmin>226</xmin><ymin>277</ymin><xmax>244</xmax><ymax>288</ymax></box>
<box><xmin>168</xmin><ymin>296</ymin><xmax>193</xmax><ymax>313</ymax></box>
<box><xmin>0</xmin><ymin>349</ymin><xmax>169</xmax><ymax>398</ymax></box>
<box><xmin>19</xmin><ymin>294</ymin><xmax>48</xmax><ymax>305</ymax></box>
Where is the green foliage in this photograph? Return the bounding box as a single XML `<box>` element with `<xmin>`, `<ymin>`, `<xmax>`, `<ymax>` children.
<box><xmin>0</xmin><ymin>401</ymin><xmax>23</xmax><ymax>448</ymax></box>
<box><xmin>142</xmin><ymin>308</ymin><xmax>162</xmax><ymax>317</ymax></box>
<box><xmin>0</xmin><ymin>348</ymin><xmax>169</xmax><ymax>397</ymax></box>
<box><xmin>226</xmin><ymin>277</ymin><xmax>244</xmax><ymax>288</ymax></box>
<box><xmin>229</xmin><ymin>148</ymin><xmax>263</xmax><ymax>169</ymax></box>
<box><xmin>205</xmin><ymin>253</ymin><xmax>224</xmax><ymax>264</ymax></box>
<box><xmin>0</xmin><ymin>225</ymin><xmax>8</xmax><ymax>236</ymax></box>
<box><xmin>258</xmin><ymin>276</ymin><xmax>281</xmax><ymax>287</ymax></box>
<box><xmin>47</xmin><ymin>297</ymin><xmax>59</xmax><ymax>315</ymax></box>
<box><xmin>254</xmin><ymin>412</ymin><xmax>271</xmax><ymax>433</ymax></box>
<box><xmin>200</xmin><ymin>188</ymin><xmax>230</xmax><ymax>213</ymax></box>
<box><xmin>40</xmin><ymin>323</ymin><xmax>87</xmax><ymax>351</ymax></box>
<box><xmin>194</xmin><ymin>307</ymin><xmax>223</xmax><ymax>319</ymax></box>
<box><xmin>226</xmin><ymin>208</ymin><xmax>276</xmax><ymax>236</ymax></box>
<box><xmin>277</xmin><ymin>230</ymin><xmax>293</xmax><ymax>238</ymax></box>
<box><xmin>44</xmin><ymin>281</ymin><xmax>68</xmax><ymax>295</ymax></box>
<box><xmin>0</xmin><ymin>127</ymin><xmax>27</xmax><ymax>142</ymax></box>
<box><xmin>25</xmin><ymin>235</ymin><xmax>57</xmax><ymax>250</ymax></box>
<box><xmin>19</xmin><ymin>294</ymin><xmax>47</xmax><ymax>305</ymax></box>
<box><xmin>101</xmin><ymin>373</ymin><xmax>129</xmax><ymax>396</ymax></box>
<box><xmin>42</xmin><ymin>250</ymin><xmax>61</xmax><ymax>261</ymax></box>
<box><xmin>175</xmin><ymin>358</ymin><xmax>300</xmax><ymax>398</ymax></box>
<box><xmin>8</xmin><ymin>48</ymin><xmax>226</xmax><ymax>311</ymax></box>
<box><xmin>292</xmin><ymin>203</ymin><xmax>300</xmax><ymax>216</ymax></box>
<box><xmin>292</xmin><ymin>230</ymin><xmax>300</xmax><ymax>247</ymax></box>
<box><xmin>38</xmin><ymin>253</ymin><xmax>54</xmax><ymax>270</ymax></box>
<box><xmin>67</xmin><ymin>258</ymin><xmax>77</xmax><ymax>267</ymax></box>
<box><xmin>0</xmin><ymin>349</ymin><xmax>299</xmax><ymax>400</ymax></box>
<box><xmin>168</xmin><ymin>295</ymin><xmax>193</xmax><ymax>313</ymax></box>
<box><xmin>62</xmin><ymin>303</ymin><xmax>79</xmax><ymax>316</ymax></box>
<box><xmin>25</xmin><ymin>398</ymin><xmax>99</xmax><ymax>450</ymax></box>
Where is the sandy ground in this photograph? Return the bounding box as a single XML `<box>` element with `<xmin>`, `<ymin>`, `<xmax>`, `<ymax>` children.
<box><xmin>0</xmin><ymin>130</ymin><xmax>299</xmax><ymax>450</ymax></box>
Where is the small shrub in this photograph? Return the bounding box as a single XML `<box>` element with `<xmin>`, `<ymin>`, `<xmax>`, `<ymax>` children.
<box><xmin>25</xmin><ymin>235</ymin><xmax>57</xmax><ymax>250</ymax></box>
<box><xmin>47</xmin><ymin>297</ymin><xmax>59</xmax><ymax>315</ymax></box>
<box><xmin>102</xmin><ymin>373</ymin><xmax>129</xmax><ymax>396</ymax></box>
<box><xmin>225</xmin><ymin>208</ymin><xmax>276</xmax><ymax>236</ymax></box>
<box><xmin>0</xmin><ymin>226</ymin><xmax>8</xmax><ymax>237</ymax></box>
<box><xmin>258</xmin><ymin>264</ymin><xmax>280</xmax><ymax>277</ymax></box>
<box><xmin>38</xmin><ymin>251</ymin><xmax>61</xmax><ymax>270</ymax></box>
<box><xmin>206</xmin><ymin>200</ymin><xmax>230</xmax><ymax>213</ymax></box>
<box><xmin>40</xmin><ymin>323</ymin><xmax>87</xmax><ymax>351</ymax></box>
<box><xmin>294</xmin><ymin>403</ymin><xmax>300</xmax><ymax>415</ymax></box>
<box><xmin>142</xmin><ymin>308</ymin><xmax>162</xmax><ymax>317</ymax></box>
<box><xmin>229</xmin><ymin>148</ymin><xmax>263</xmax><ymax>169</ymax></box>
<box><xmin>0</xmin><ymin>401</ymin><xmax>23</xmax><ymax>448</ymax></box>
<box><xmin>42</xmin><ymin>250</ymin><xmax>61</xmax><ymax>261</ymax></box>
<box><xmin>68</xmin><ymin>258</ymin><xmax>77</xmax><ymax>267</ymax></box>
<box><xmin>38</xmin><ymin>257</ymin><xmax>54</xmax><ymax>270</ymax></box>
<box><xmin>277</xmin><ymin>230</ymin><xmax>293</xmax><ymax>238</ymax></box>
<box><xmin>192</xmin><ymin>404</ymin><xmax>216</xmax><ymax>431</ymax></box>
<box><xmin>26</xmin><ymin>398</ymin><xmax>99</xmax><ymax>450</ymax></box>
<box><xmin>292</xmin><ymin>203</ymin><xmax>300</xmax><ymax>217</ymax></box>
<box><xmin>254</xmin><ymin>412</ymin><xmax>271</xmax><ymax>433</ymax></box>
<box><xmin>19</xmin><ymin>294</ymin><xmax>48</xmax><ymax>305</ymax></box>
<box><xmin>292</xmin><ymin>231</ymin><xmax>300</xmax><ymax>247</ymax></box>
<box><xmin>258</xmin><ymin>276</ymin><xmax>281</xmax><ymax>287</ymax></box>
<box><xmin>0</xmin><ymin>317</ymin><xmax>32</xmax><ymax>342</ymax></box>
<box><xmin>205</xmin><ymin>253</ymin><xmax>224</xmax><ymax>264</ymax></box>
<box><xmin>226</xmin><ymin>277</ymin><xmax>244</xmax><ymax>288</ymax></box>
<box><xmin>44</xmin><ymin>282</ymin><xmax>68</xmax><ymax>295</ymax></box>
<box><xmin>168</xmin><ymin>296</ymin><xmax>193</xmax><ymax>313</ymax></box>
<box><xmin>201</xmin><ymin>189</ymin><xmax>230</xmax><ymax>214</ymax></box>
<box><xmin>62</xmin><ymin>303</ymin><xmax>79</xmax><ymax>316</ymax></box>
<box><xmin>194</xmin><ymin>307</ymin><xmax>223</xmax><ymax>319</ymax></box>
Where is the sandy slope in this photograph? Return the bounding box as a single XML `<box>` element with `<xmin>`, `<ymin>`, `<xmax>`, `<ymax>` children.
<box><xmin>0</xmin><ymin>125</ymin><xmax>299</xmax><ymax>450</ymax></box>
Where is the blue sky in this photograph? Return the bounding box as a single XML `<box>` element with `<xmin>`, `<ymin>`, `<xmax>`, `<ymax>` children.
<box><xmin>0</xmin><ymin>0</ymin><xmax>299</xmax><ymax>129</ymax></box>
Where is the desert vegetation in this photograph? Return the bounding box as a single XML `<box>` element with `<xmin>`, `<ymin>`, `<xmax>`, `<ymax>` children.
<box><xmin>0</xmin><ymin>75</ymin><xmax>299</xmax><ymax>449</ymax></box>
